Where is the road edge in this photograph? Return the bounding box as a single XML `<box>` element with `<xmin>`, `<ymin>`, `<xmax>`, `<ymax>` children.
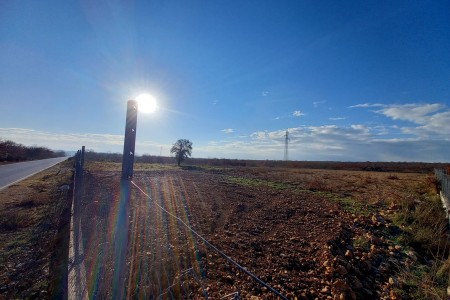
<box><xmin>0</xmin><ymin>157</ymin><xmax>68</xmax><ymax>191</ymax></box>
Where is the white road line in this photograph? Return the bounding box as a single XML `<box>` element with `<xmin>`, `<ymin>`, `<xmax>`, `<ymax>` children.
<box><xmin>0</xmin><ymin>158</ymin><xmax>67</xmax><ymax>191</ymax></box>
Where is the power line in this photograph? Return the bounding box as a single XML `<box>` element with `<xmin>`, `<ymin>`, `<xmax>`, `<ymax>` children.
<box><xmin>130</xmin><ymin>180</ymin><xmax>289</xmax><ymax>300</ymax></box>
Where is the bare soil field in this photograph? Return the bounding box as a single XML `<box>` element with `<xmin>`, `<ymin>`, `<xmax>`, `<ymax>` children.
<box><xmin>0</xmin><ymin>159</ymin><xmax>446</xmax><ymax>299</ymax></box>
<box><xmin>76</xmin><ymin>162</ymin><xmax>445</xmax><ymax>299</ymax></box>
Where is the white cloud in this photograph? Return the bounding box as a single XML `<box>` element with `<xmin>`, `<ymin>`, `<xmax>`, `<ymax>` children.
<box><xmin>350</xmin><ymin>102</ymin><xmax>450</xmax><ymax>140</ymax></box>
<box><xmin>349</xmin><ymin>103</ymin><xmax>385</xmax><ymax>108</ymax></box>
<box><xmin>250</xmin><ymin>131</ymin><xmax>268</xmax><ymax>140</ymax></box>
<box><xmin>262</xmin><ymin>91</ymin><xmax>269</xmax><ymax>97</ymax></box>
<box><xmin>197</xmin><ymin>125</ymin><xmax>367</xmax><ymax>160</ymax></box>
<box><xmin>0</xmin><ymin>128</ymin><xmax>163</xmax><ymax>154</ymax></box>
<box><xmin>376</xmin><ymin>103</ymin><xmax>444</xmax><ymax>123</ymax></box>
<box><xmin>293</xmin><ymin>110</ymin><xmax>305</xmax><ymax>117</ymax></box>
<box><xmin>329</xmin><ymin>117</ymin><xmax>346</xmax><ymax>120</ymax></box>
<box><xmin>194</xmin><ymin>119</ymin><xmax>450</xmax><ymax>161</ymax></box>
<box><xmin>201</xmin><ymin>102</ymin><xmax>450</xmax><ymax>161</ymax></box>
<box><xmin>221</xmin><ymin>128</ymin><xmax>234</xmax><ymax>134</ymax></box>
<box><xmin>354</xmin><ymin>103</ymin><xmax>450</xmax><ymax>140</ymax></box>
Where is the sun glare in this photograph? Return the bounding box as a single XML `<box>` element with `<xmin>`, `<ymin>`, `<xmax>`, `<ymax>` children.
<box><xmin>136</xmin><ymin>94</ymin><xmax>158</xmax><ymax>113</ymax></box>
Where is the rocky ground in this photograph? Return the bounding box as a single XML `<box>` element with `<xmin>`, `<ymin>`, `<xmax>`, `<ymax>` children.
<box><xmin>76</xmin><ymin>165</ymin><xmax>435</xmax><ymax>299</ymax></box>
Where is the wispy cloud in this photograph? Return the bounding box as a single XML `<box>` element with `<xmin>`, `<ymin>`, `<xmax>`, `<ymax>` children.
<box><xmin>250</xmin><ymin>131</ymin><xmax>268</xmax><ymax>140</ymax></box>
<box><xmin>349</xmin><ymin>103</ymin><xmax>385</xmax><ymax>108</ymax></box>
<box><xmin>313</xmin><ymin>101</ymin><xmax>326</xmax><ymax>108</ymax></box>
<box><xmin>262</xmin><ymin>91</ymin><xmax>269</xmax><ymax>97</ymax></box>
<box><xmin>376</xmin><ymin>103</ymin><xmax>444</xmax><ymax>124</ymax></box>
<box><xmin>221</xmin><ymin>128</ymin><xmax>234</xmax><ymax>134</ymax></box>
<box><xmin>329</xmin><ymin>117</ymin><xmax>346</xmax><ymax>120</ymax></box>
<box><xmin>354</xmin><ymin>103</ymin><xmax>450</xmax><ymax>139</ymax></box>
<box><xmin>293</xmin><ymin>110</ymin><xmax>305</xmax><ymax>117</ymax></box>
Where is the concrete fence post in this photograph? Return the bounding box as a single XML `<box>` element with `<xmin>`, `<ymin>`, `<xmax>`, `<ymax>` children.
<box><xmin>121</xmin><ymin>100</ymin><xmax>138</xmax><ymax>180</ymax></box>
<box><xmin>81</xmin><ymin>146</ymin><xmax>85</xmax><ymax>168</ymax></box>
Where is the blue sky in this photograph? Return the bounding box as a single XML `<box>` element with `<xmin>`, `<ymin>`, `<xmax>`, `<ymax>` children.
<box><xmin>1</xmin><ymin>1</ymin><xmax>449</xmax><ymax>162</ymax></box>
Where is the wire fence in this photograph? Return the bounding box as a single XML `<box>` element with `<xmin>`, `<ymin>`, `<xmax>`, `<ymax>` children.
<box><xmin>130</xmin><ymin>180</ymin><xmax>289</xmax><ymax>300</ymax></box>
<box><xmin>435</xmin><ymin>168</ymin><xmax>450</xmax><ymax>200</ymax></box>
<box><xmin>69</xmin><ymin>150</ymin><xmax>289</xmax><ymax>299</ymax></box>
<box><xmin>435</xmin><ymin>168</ymin><xmax>450</xmax><ymax>225</ymax></box>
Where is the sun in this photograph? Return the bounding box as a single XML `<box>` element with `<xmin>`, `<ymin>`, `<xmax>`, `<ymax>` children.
<box><xmin>136</xmin><ymin>94</ymin><xmax>158</xmax><ymax>113</ymax></box>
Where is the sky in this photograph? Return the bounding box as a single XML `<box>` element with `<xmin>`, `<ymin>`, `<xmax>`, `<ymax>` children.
<box><xmin>1</xmin><ymin>1</ymin><xmax>449</xmax><ymax>162</ymax></box>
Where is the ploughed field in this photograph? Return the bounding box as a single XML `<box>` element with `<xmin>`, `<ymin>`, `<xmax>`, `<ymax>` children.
<box><xmin>78</xmin><ymin>162</ymin><xmax>433</xmax><ymax>299</ymax></box>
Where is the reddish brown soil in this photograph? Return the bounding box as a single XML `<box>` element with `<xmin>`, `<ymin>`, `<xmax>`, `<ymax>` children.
<box><xmin>77</xmin><ymin>166</ymin><xmax>432</xmax><ymax>299</ymax></box>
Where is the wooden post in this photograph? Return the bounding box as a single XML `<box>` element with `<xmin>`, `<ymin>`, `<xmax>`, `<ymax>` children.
<box><xmin>113</xmin><ymin>100</ymin><xmax>138</xmax><ymax>299</ymax></box>
<box><xmin>121</xmin><ymin>100</ymin><xmax>138</xmax><ymax>180</ymax></box>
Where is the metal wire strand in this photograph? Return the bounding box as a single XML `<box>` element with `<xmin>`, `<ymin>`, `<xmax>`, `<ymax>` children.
<box><xmin>130</xmin><ymin>180</ymin><xmax>289</xmax><ymax>300</ymax></box>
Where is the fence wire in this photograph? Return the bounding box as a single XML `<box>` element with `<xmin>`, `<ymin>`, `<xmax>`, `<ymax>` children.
<box><xmin>435</xmin><ymin>168</ymin><xmax>450</xmax><ymax>200</ymax></box>
<box><xmin>130</xmin><ymin>180</ymin><xmax>289</xmax><ymax>300</ymax></box>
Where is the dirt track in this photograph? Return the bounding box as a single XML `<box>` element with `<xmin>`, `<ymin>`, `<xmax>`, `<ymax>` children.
<box><xmin>77</xmin><ymin>166</ymin><xmax>431</xmax><ymax>299</ymax></box>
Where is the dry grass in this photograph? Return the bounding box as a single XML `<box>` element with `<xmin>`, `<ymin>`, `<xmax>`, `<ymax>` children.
<box><xmin>0</xmin><ymin>159</ymin><xmax>73</xmax><ymax>298</ymax></box>
<box><xmin>84</xmin><ymin>161</ymin><xmax>178</xmax><ymax>173</ymax></box>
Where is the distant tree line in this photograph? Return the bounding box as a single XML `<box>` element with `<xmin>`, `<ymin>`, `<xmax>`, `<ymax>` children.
<box><xmin>0</xmin><ymin>139</ymin><xmax>65</xmax><ymax>162</ymax></box>
<box><xmin>82</xmin><ymin>150</ymin><xmax>447</xmax><ymax>173</ymax></box>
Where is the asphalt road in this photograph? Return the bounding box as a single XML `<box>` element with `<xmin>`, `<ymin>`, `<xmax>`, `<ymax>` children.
<box><xmin>0</xmin><ymin>157</ymin><xmax>68</xmax><ymax>190</ymax></box>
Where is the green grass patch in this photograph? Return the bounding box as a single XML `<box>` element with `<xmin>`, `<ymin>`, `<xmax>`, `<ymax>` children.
<box><xmin>399</xmin><ymin>262</ymin><xmax>449</xmax><ymax>300</ymax></box>
<box><xmin>226</xmin><ymin>175</ymin><xmax>374</xmax><ymax>215</ymax></box>
<box><xmin>85</xmin><ymin>161</ymin><xmax>192</xmax><ymax>172</ymax></box>
<box><xmin>353</xmin><ymin>237</ymin><xmax>370</xmax><ymax>251</ymax></box>
<box><xmin>226</xmin><ymin>175</ymin><xmax>298</xmax><ymax>191</ymax></box>
<box><xmin>392</xmin><ymin>194</ymin><xmax>449</xmax><ymax>257</ymax></box>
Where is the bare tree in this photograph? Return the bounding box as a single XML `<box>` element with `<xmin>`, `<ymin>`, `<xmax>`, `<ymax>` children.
<box><xmin>170</xmin><ymin>139</ymin><xmax>192</xmax><ymax>166</ymax></box>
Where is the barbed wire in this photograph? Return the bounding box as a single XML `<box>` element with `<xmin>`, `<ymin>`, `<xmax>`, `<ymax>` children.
<box><xmin>130</xmin><ymin>180</ymin><xmax>289</xmax><ymax>300</ymax></box>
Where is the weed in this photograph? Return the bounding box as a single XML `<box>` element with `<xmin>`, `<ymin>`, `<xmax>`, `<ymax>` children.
<box><xmin>362</xmin><ymin>175</ymin><xmax>376</xmax><ymax>184</ymax></box>
<box><xmin>338</xmin><ymin>197</ymin><xmax>371</xmax><ymax>215</ymax></box>
<box><xmin>0</xmin><ymin>212</ymin><xmax>26</xmax><ymax>230</ymax></box>
<box><xmin>227</xmin><ymin>175</ymin><xmax>375</xmax><ymax>215</ymax></box>
<box><xmin>353</xmin><ymin>237</ymin><xmax>370</xmax><ymax>251</ymax></box>
<box><xmin>398</xmin><ymin>257</ymin><xmax>450</xmax><ymax>299</ymax></box>
<box><xmin>391</xmin><ymin>182</ymin><xmax>450</xmax><ymax>299</ymax></box>
<box><xmin>307</xmin><ymin>178</ymin><xmax>327</xmax><ymax>191</ymax></box>
<box><xmin>227</xmin><ymin>176</ymin><xmax>294</xmax><ymax>191</ymax></box>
